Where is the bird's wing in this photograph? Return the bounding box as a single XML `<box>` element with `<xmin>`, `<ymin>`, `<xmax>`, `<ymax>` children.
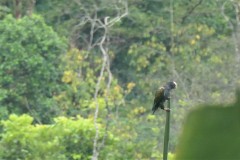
<box><xmin>152</xmin><ymin>87</ymin><xmax>165</xmax><ymax>113</ymax></box>
<box><xmin>154</xmin><ymin>87</ymin><xmax>165</xmax><ymax>103</ymax></box>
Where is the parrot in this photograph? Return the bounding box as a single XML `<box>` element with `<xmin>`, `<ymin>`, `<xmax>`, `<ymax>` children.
<box><xmin>152</xmin><ymin>81</ymin><xmax>177</xmax><ymax>114</ymax></box>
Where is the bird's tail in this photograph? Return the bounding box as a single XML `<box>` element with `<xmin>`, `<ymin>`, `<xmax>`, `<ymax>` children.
<box><xmin>152</xmin><ymin>110</ymin><xmax>156</xmax><ymax>114</ymax></box>
<box><xmin>152</xmin><ymin>104</ymin><xmax>157</xmax><ymax>114</ymax></box>
<box><xmin>152</xmin><ymin>103</ymin><xmax>165</xmax><ymax>114</ymax></box>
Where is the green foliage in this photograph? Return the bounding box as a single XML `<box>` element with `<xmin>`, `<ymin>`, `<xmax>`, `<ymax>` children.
<box><xmin>0</xmin><ymin>0</ymin><xmax>239</xmax><ymax>159</ymax></box>
<box><xmin>56</xmin><ymin>48</ymin><xmax>126</xmax><ymax>118</ymax></box>
<box><xmin>0</xmin><ymin>114</ymin><xmax>116</xmax><ymax>160</ymax></box>
<box><xmin>0</xmin><ymin>5</ymin><xmax>10</xmax><ymax>19</ymax></box>
<box><xmin>0</xmin><ymin>0</ymin><xmax>35</xmax><ymax>18</ymax></box>
<box><xmin>0</xmin><ymin>14</ymin><xmax>67</xmax><ymax>122</ymax></box>
<box><xmin>175</xmin><ymin>91</ymin><xmax>240</xmax><ymax>160</ymax></box>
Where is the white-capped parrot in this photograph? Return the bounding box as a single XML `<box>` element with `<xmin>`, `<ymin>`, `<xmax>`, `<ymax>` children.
<box><xmin>152</xmin><ymin>81</ymin><xmax>177</xmax><ymax>114</ymax></box>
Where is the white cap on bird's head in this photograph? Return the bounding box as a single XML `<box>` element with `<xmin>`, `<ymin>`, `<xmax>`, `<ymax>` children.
<box><xmin>167</xmin><ymin>81</ymin><xmax>177</xmax><ymax>89</ymax></box>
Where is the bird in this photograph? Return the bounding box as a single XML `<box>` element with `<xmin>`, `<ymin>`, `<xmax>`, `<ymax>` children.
<box><xmin>152</xmin><ymin>81</ymin><xmax>177</xmax><ymax>114</ymax></box>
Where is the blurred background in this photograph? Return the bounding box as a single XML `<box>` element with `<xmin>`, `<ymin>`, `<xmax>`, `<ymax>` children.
<box><xmin>0</xmin><ymin>0</ymin><xmax>239</xmax><ymax>159</ymax></box>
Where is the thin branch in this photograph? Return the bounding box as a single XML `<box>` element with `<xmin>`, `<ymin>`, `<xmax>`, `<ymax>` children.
<box><xmin>92</xmin><ymin>17</ymin><xmax>108</xmax><ymax>160</ymax></box>
<box><xmin>88</xmin><ymin>11</ymin><xmax>98</xmax><ymax>51</ymax></box>
<box><xmin>24</xmin><ymin>97</ymin><xmax>42</xmax><ymax>124</ymax></box>
<box><xmin>107</xmin><ymin>2</ymin><xmax>128</xmax><ymax>27</ymax></box>
<box><xmin>181</xmin><ymin>0</ymin><xmax>204</xmax><ymax>24</ymax></box>
<box><xmin>170</xmin><ymin>0</ymin><xmax>174</xmax><ymax>52</ymax></box>
<box><xmin>221</xmin><ymin>0</ymin><xmax>240</xmax><ymax>63</ymax></box>
<box><xmin>98</xmin><ymin>35</ymin><xmax>113</xmax><ymax>151</ymax></box>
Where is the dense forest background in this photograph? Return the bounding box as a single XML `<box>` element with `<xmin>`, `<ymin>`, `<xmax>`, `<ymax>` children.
<box><xmin>0</xmin><ymin>0</ymin><xmax>240</xmax><ymax>159</ymax></box>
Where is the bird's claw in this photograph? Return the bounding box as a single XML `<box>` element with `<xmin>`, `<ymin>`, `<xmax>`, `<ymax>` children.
<box><xmin>164</xmin><ymin>108</ymin><xmax>171</xmax><ymax>112</ymax></box>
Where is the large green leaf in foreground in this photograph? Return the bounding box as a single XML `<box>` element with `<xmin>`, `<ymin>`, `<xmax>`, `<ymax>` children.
<box><xmin>176</xmin><ymin>90</ymin><xmax>240</xmax><ymax>160</ymax></box>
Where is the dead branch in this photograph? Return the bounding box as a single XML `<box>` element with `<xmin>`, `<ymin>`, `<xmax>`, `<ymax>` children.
<box><xmin>90</xmin><ymin>2</ymin><xmax>128</xmax><ymax>160</ymax></box>
<box><xmin>181</xmin><ymin>0</ymin><xmax>204</xmax><ymax>24</ymax></box>
<box><xmin>70</xmin><ymin>2</ymin><xmax>128</xmax><ymax>159</ymax></box>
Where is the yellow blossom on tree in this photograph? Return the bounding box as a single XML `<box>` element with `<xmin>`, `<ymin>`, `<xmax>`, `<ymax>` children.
<box><xmin>62</xmin><ymin>70</ymin><xmax>74</xmax><ymax>83</ymax></box>
<box><xmin>147</xmin><ymin>114</ymin><xmax>156</xmax><ymax>120</ymax></box>
<box><xmin>197</xmin><ymin>26</ymin><xmax>202</xmax><ymax>32</ymax></box>
<box><xmin>195</xmin><ymin>35</ymin><xmax>200</xmax><ymax>40</ymax></box>
<box><xmin>114</xmin><ymin>85</ymin><xmax>121</xmax><ymax>93</ymax></box>
<box><xmin>77</xmin><ymin>55</ymin><xmax>83</xmax><ymax>61</ymax></box>
<box><xmin>189</xmin><ymin>39</ymin><xmax>196</xmax><ymax>45</ymax></box>
<box><xmin>127</xmin><ymin>82</ymin><xmax>136</xmax><ymax>91</ymax></box>
<box><xmin>131</xmin><ymin>106</ymin><xmax>146</xmax><ymax>115</ymax></box>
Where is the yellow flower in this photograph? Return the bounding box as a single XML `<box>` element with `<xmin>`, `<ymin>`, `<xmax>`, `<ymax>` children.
<box><xmin>189</xmin><ymin>39</ymin><xmax>196</xmax><ymax>45</ymax></box>
<box><xmin>127</xmin><ymin>82</ymin><xmax>136</xmax><ymax>91</ymax></box>
<box><xmin>114</xmin><ymin>85</ymin><xmax>121</xmax><ymax>92</ymax></box>
<box><xmin>197</xmin><ymin>26</ymin><xmax>202</xmax><ymax>32</ymax></box>
<box><xmin>132</xmin><ymin>107</ymin><xmax>146</xmax><ymax>115</ymax></box>
<box><xmin>147</xmin><ymin>114</ymin><xmax>155</xmax><ymax>120</ymax></box>
<box><xmin>77</xmin><ymin>55</ymin><xmax>83</xmax><ymax>61</ymax></box>
<box><xmin>195</xmin><ymin>34</ymin><xmax>200</xmax><ymax>40</ymax></box>
<box><xmin>62</xmin><ymin>70</ymin><xmax>74</xmax><ymax>83</ymax></box>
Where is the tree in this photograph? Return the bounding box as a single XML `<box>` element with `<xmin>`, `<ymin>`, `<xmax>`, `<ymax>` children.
<box><xmin>0</xmin><ymin>14</ymin><xmax>67</xmax><ymax>123</ymax></box>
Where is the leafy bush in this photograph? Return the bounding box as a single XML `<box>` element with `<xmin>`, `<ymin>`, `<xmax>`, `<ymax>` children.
<box><xmin>0</xmin><ymin>114</ymin><xmax>117</xmax><ymax>160</ymax></box>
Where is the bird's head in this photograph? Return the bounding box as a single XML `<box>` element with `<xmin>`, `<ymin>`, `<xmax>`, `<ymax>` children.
<box><xmin>167</xmin><ymin>81</ymin><xmax>177</xmax><ymax>89</ymax></box>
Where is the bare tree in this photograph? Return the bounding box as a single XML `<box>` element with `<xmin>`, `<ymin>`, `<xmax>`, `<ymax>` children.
<box><xmin>92</xmin><ymin>8</ymin><xmax>128</xmax><ymax>160</ymax></box>
<box><xmin>72</xmin><ymin>1</ymin><xmax>128</xmax><ymax>159</ymax></box>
